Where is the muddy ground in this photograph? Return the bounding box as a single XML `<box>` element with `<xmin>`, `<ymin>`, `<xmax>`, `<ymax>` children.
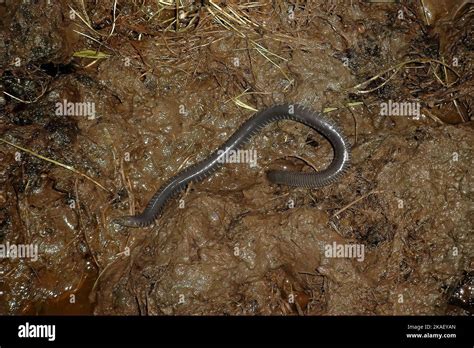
<box><xmin>0</xmin><ymin>1</ymin><xmax>472</xmax><ymax>315</ymax></box>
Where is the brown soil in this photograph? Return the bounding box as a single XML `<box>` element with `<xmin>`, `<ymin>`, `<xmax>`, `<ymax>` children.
<box><xmin>0</xmin><ymin>0</ymin><xmax>472</xmax><ymax>315</ymax></box>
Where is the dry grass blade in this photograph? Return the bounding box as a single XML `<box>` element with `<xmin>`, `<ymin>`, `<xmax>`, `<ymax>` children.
<box><xmin>0</xmin><ymin>138</ymin><xmax>111</xmax><ymax>193</ymax></box>
<box><xmin>3</xmin><ymin>85</ymin><xmax>47</xmax><ymax>104</ymax></box>
<box><xmin>323</xmin><ymin>102</ymin><xmax>364</xmax><ymax>113</ymax></box>
<box><xmin>206</xmin><ymin>1</ymin><xmax>291</xmax><ymax>84</ymax></box>
<box><xmin>107</xmin><ymin>0</ymin><xmax>118</xmax><ymax>39</ymax></box>
<box><xmin>332</xmin><ymin>190</ymin><xmax>384</xmax><ymax>217</ymax></box>
<box><xmin>227</xmin><ymin>89</ymin><xmax>270</xmax><ymax>111</ymax></box>
<box><xmin>73</xmin><ymin>49</ymin><xmax>111</xmax><ymax>59</ymax></box>
<box><xmin>233</xmin><ymin>98</ymin><xmax>258</xmax><ymax>111</ymax></box>
<box><xmin>350</xmin><ymin>58</ymin><xmax>460</xmax><ymax>94</ymax></box>
<box><xmin>207</xmin><ymin>5</ymin><xmax>246</xmax><ymax>37</ymax></box>
<box><xmin>73</xmin><ymin>29</ymin><xmax>104</xmax><ymax>46</ymax></box>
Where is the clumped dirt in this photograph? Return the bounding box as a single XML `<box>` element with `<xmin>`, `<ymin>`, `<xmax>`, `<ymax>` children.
<box><xmin>0</xmin><ymin>1</ymin><xmax>472</xmax><ymax>315</ymax></box>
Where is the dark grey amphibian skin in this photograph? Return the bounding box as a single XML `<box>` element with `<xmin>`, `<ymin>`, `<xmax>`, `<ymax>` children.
<box><xmin>114</xmin><ymin>104</ymin><xmax>351</xmax><ymax>228</ymax></box>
